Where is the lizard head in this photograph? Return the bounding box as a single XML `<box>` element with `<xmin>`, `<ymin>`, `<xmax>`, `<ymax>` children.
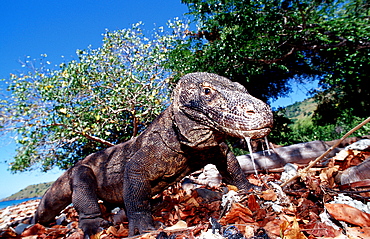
<box><xmin>173</xmin><ymin>72</ymin><xmax>273</xmax><ymax>139</ymax></box>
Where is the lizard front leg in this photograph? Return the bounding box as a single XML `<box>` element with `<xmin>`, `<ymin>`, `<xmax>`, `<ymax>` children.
<box><xmin>71</xmin><ymin>165</ymin><xmax>111</xmax><ymax>236</ymax></box>
<box><xmin>123</xmin><ymin>161</ymin><xmax>155</xmax><ymax>236</ymax></box>
<box><xmin>217</xmin><ymin>142</ymin><xmax>254</xmax><ymax>191</ymax></box>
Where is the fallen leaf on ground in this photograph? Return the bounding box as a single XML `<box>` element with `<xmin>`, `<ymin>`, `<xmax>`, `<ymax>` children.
<box><xmin>260</xmin><ymin>189</ymin><xmax>277</xmax><ymax>201</ymax></box>
<box><xmin>220</xmin><ymin>203</ymin><xmax>254</xmax><ymax>225</ymax></box>
<box><xmin>165</xmin><ymin>220</ymin><xmax>188</xmax><ymax>230</ymax></box>
<box><xmin>346</xmin><ymin>227</ymin><xmax>370</xmax><ymax>238</ymax></box>
<box><xmin>65</xmin><ymin>231</ymin><xmax>84</xmax><ymax>239</ymax></box>
<box><xmin>247</xmin><ymin>194</ymin><xmax>260</xmax><ymax>211</ymax></box>
<box><xmin>227</xmin><ymin>185</ymin><xmax>238</xmax><ymax>191</ymax></box>
<box><xmin>319</xmin><ymin>165</ymin><xmax>339</xmax><ymax>187</ymax></box>
<box><xmin>282</xmin><ymin>217</ymin><xmax>307</xmax><ymax>239</ymax></box>
<box><xmin>21</xmin><ymin>223</ymin><xmax>46</xmax><ymax>236</ymax></box>
<box><xmin>333</xmin><ymin>150</ymin><xmax>350</xmax><ymax>161</ymax></box>
<box><xmin>325</xmin><ymin>203</ymin><xmax>370</xmax><ymax>227</ymax></box>
<box><xmin>303</xmin><ymin>221</ymin><xmax>341</xmax><ymax>237</ymax></box>
<box><xmin>138</xmin><ymin>233</ymin><xmax>156</xmax><ymax>239</ymax></box>
<box><xmin>264</xmin><ymin>218</ymin><xmax>285</xmax><ymax>237</ymax></box>
<box><xmin>106</xmin><ymin>224</ymin><xmax>129</xmax><ymax>237</ymax></box>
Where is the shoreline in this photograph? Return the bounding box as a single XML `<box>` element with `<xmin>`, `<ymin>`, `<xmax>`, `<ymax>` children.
<box><xmin>0</xmin><ymin>196</ymin><xmax>40</xmax><ymax>202</ymax></box>
<box><xmin>0</xmin><ymin>197</ymin><xmax>41</xmax><ymax>210</ymax></box>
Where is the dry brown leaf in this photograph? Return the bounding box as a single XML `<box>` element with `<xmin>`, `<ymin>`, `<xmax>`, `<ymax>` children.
<box><xmin>333</xmin><ymin>150</ymin><xmax>351</xmax><ymax>161</ymax></box>
<box><xmin>280</xmin><ymin>214</ymin><xmax>299</xmax><ymax>224</ymax></box>
<box><xmin>178</xmin><ymin>206</ymin><xmax>196</xmax><ymax>219</ymax></box>
<box><xmin>46</xmin><ymin>225</ymin><xmax>70</xmax><ymax>238</ymax></box>
<box><xmin>68</xmin><ymin>221</ymin><xmax>79</xmax><ymax>229</ymax></box>
<box><xmin>247</xmin><ymin>177</ymin><xmax>262</xmax><ymax>186</ymax></box>
<box><xmin>283</xmin><ymin>217</ymin><xmax>307</xmax><ymax>239</ymax></box>
<box><xmin>89</xmin><ymin>229</ymin><xmax>104</xmax><ymax>239</ymax></box>
<box><xmin>247</xmin><ymin>194</ymin><xmax>260</xmax><ymax>211</ymax></box>
<box><xmin>303</xmin><ymin>221</ymin><xmax>341</xmax><ymax>237</ymax></box>
<box><xmin>302</xmin><ymin>173</ymin><xmax>321</xmax><ymax>193</ymax></box>
<box><xmin>334</xmin><ymin>149</ymin><xmax>368</xmax><ymax>171</ymax></box>
<box><xmin>0</xmin><ymin>228</ymin><xmax>18</xmax><ymax>238</ymax></box>
<box><xmin>264</xmin><ymin>219</ymin><xmax>285</xmax><ymax>237</ymax></box>
<box><xmin>260</xmin><ymin>189</ymin><xmax>277</xmax><ymax>201</ymax></box>
<box><xmin>21</xmin><ymin>236</ymin><xmax>38</xmax><ymax>239</ymax></box>
<box><xmin>243</xmin><ymin>225</ymin><xmax>257</xmax><ymax>238</ymax></box>
<box><xmin>185</xmin><ymin>196</ymin><xmax>200</xmax><ymax>207</ymax></box>
<box><xmin>254</xmin><ymin>208</ymin><xmax>267</xmax><ymax>222</ymax></box>
<box><xmin>232</xmin><ymin>203</ymin><xmax>253</xmax><ymax>216</ymax></box>
<box><xmin>280</xmin><ymin>220</ymin><xmax>290</xmax><ymax>235</ymax></box>
<box><xmin>325</xmin><ymin>203</ymin><xmax>370</xmax><ymax>227</ymax></box>
<box><xmin>319</xmin><ymin>165</ymin><xmax>339</xmax><ymax>187</ymax></box>
<box><xmin>346</xmin><ymin>227</ymin><xmax>370</xmax><ymax>238</ymax></box>
<box><xmin>220</xmin><ymin>203</ymin><xmax>254</xmax><ymax>225</ymax></box>
<box><xmin>227</xmin><ymin>185</ymin><xmax>239</xmax><ymax>191</ymax></box>
<box><xmin>21</xmin><ymin>223</ymin><xmax>46</xmax><ymax>236</ymax></box>
<box><xmin>296</xmin><ymin>198</ymin><xmax>319</xmax><ymax>219</ymax></box>
<box><xmin>165</xmin><ymin>220</ymin><xmax>188</xmax><ymax>230</ymax></box>
<box><xmin>106</xmin><ymin>224</ymin><xmax>129</xmax><ymax>237</ymax></box>
<box><xmin>65</xmin><ymin>230</ymin><xmax>84</xmax><ymax>239</ymax></box>
<box><xmin>261</xmin><ymin>189</ymin><xmax>277</xmax><ymax>201</ymax></box>
<box><xmin>139</xmin><ymin>233</ymin><xmax>157</xmax><ymax>239</ymax></box>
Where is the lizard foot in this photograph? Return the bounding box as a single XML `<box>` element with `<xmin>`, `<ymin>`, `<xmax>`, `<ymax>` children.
<box><xmin>128</xmin><ymin>212</ymin><xmax>155</xmax><ymax>236</ymax></box>
<box><xmin>79</xmin><ymin>217</ymin><xmax>112</xmax><ymax>238</ymax></box>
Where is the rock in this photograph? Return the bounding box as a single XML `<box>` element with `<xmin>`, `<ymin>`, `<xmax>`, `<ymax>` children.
<box><xmin>112</xmin><ymin>208</ymin><xmax>127</xmax><ymax>225</ymax></box>
<box><xmin>345</xmin><ymin>139</ymin><xmax>370</xmax><ymax>151</ymax></box>
<box><xmin>280</xmin><ymin>163</ymin><xmax>298</xmax><ymax>184</ymax></box>
<box><xmin>193</xmin><ymin>164</ymin><xmax>222</xmax><ymax>187</ymax></box>
<box><xmin>56</xmin><ymin>213</ymin><xmax>67</xmax><ymax>225</ymax></box>
<box><xmin>14</xmin><ymin>223</ymin><xmax>31</xmax><ymax>235</ymax></box>
<box><xmin>181</xmin><ymin>178</ymin><xmax>197</xmax><ymax>195</ymax></box>
<box><xmin>195</xmin><ymin>188</ymin><xmax>223</xmax><ymax>201</ymax></box>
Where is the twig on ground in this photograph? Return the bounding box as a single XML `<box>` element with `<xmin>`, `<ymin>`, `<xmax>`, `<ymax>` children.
<box><xmin>281</xmin><ymin>116</ymin><xmax>370</xmax><ymax>188</ymax></box>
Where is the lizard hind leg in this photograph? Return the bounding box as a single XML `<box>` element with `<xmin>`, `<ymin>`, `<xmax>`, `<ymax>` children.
<box><xmin>71</xmin><ymin>165</ymin><xmax>111</xmax><ymax>236</ymax></box>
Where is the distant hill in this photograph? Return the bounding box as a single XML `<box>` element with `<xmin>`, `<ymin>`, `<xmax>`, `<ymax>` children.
<box><xmin>1</xmin><ymin>181</ymin><xmax>53</xmax><ymax>201</ymax></box>
<box><xmin>283</xmin><ymin>97</ymin><xmax>317</xmax><ymax>123</ymax></box>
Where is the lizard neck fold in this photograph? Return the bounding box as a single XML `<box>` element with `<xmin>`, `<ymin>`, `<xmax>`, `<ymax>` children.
<box><xmin>172</xmin><ymin>105</ymin><xmax>224</xmax><ymax>149</ymax></box>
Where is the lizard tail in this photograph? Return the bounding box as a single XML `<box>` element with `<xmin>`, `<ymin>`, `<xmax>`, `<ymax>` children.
<box><xmin>33</xmin><ymin>170</ymin><xmax>72</xmax><ymax>224</ymax></box>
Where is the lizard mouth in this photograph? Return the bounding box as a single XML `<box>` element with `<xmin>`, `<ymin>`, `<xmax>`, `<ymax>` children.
<box><xmin>225</xmin><ymin>127</ymin><xmax>272</xmax><ymax>139</ymax></box>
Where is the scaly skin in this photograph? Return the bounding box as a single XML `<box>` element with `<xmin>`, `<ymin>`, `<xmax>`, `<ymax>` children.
<box><xmin>33</xmin><ymin>72</ymin><xmax>273</xmax><ymax>236</ymax></box>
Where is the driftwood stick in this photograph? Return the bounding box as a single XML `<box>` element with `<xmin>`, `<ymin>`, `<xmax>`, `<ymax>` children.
<box><xmin>281</xmin><ymin>116</ymin><xmax>370</xmax><ymax>188</ymax></box>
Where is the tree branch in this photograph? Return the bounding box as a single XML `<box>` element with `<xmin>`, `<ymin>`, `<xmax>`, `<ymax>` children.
<box><xmin>244</xmin><ymin>47</ymin><xmax>296</xmax><ymax>64</ymax></box>
<box><xmin>48</xmin><ymin>123</ymin><xmax>114</xmax><ymax>147</ymax></box>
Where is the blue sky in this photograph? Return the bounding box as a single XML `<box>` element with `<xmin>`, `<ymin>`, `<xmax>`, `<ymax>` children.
<box><xmin>0</xmin><ymin>0</ymin><xmax>190</xmax><ymax>199</ymax></box>
<box><xmin>0</xmin><ymin>1</ymin><xmax>314</xmax><ymax>199</ymax></box>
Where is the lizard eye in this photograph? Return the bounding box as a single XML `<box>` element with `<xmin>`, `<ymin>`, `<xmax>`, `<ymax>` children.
<box><xmin>204</xmin><ymin>88</ymin><xmax>212</xmax><ymax>95</ymax></box>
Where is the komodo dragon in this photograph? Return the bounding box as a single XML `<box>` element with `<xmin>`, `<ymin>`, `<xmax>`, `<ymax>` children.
<box><xmin>33</xmin><ymin>72</ymin><xmax>273</xmax><ymax>236</ymax></box>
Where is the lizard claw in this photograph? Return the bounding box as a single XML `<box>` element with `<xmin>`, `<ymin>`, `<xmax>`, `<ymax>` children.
<box><xmin>79</xmin><ymin>217</ymin><xmax>112</xmax><ymax>238</ymax></box>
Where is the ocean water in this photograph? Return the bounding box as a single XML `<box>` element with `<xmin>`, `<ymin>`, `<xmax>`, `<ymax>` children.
<box><xmin>0</xmin><ymin>197</ymin><xmax>40</xmax><ymax>210</ymax></box>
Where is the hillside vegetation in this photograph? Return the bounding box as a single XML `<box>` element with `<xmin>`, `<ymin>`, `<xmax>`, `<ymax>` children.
<box><xmin>284</xmin><ymin>98</ymin><xmax>317</xmax><ymax>123</ymax></box>
<box><xmin>271</xmin><ymin>96</ymin><xmax>370</xmax><ymax>145</ymax></box>
<box><xmin>1</xmin><ymin>182</ymin><xmax>53</xmax><ymax>201</ymax></box>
